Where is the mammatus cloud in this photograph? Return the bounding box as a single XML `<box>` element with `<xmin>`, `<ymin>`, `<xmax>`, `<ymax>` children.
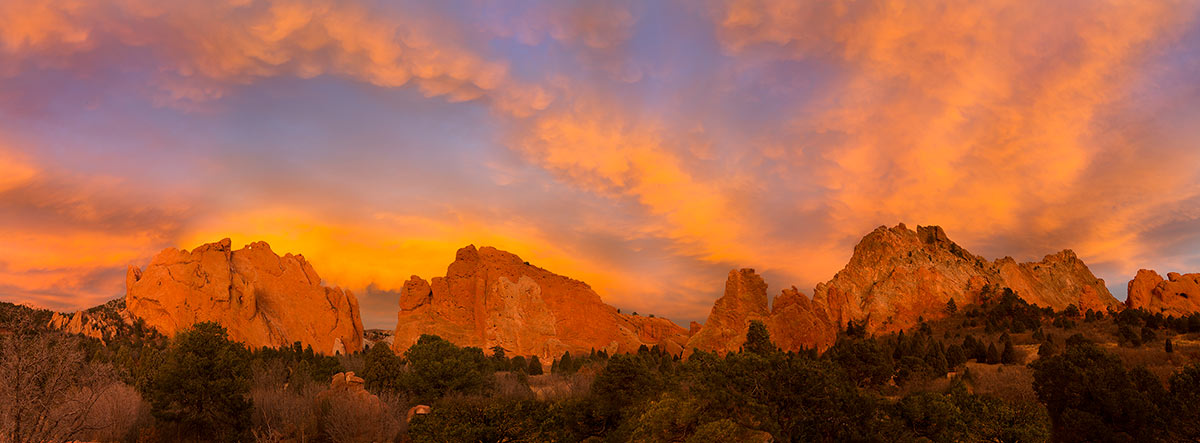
<box><xmin>1</xmin><ymin>0</ymin><xmax>1199</xmax><ymax>327</ymax></box>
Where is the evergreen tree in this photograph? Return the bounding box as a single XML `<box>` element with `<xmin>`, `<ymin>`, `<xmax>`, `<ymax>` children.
<box><xmin>945</xmin><ymin>344</ymin><xmax>967</xmax><ymax>369</ymax></box>
<box><xmin>1038</xmin><ymin>341</ymin><xmax>1058</xmax><ymax>358</ymax></box>
<box><xmin>528</xmin><ymin>355</ymin><xmax>544</xmax><ymax>375</ymax></box>
<box><xmin>745</xmin><ymin>320</ymin><xmax>776</xmax><ymax>356</ymax></box>
<box><xmin>986</xmin><ymin>343</ymin><xmax>1000</xmax><ymax>364</ymax></box>
<box><xmin>1166</xmin><ymin>338</ymin><xmax>1174</xmax><ymax>354</ymax></box>
<box><xmin>1001</xmin><ymin>339</ymin><xmax>1017</xmax><ymax>365</ymax></box>
<box><xmin>946</xmin><ymin>298</ymin><xmax>958</xmax><ymax>314</ymax></box>
<box><xmin>402</xmin><ymin>334</ymin><xmax>492</xmax><ymax>401</ymax></box>
<box><xmin>145</xmin><ymin>322</ymin><xmax>251</xmax><ymax>442</ymax></box>
<box><xmin>363</xmin><ymin>341</ymin><xmax>404</xmax><ymax>393</ymax></box>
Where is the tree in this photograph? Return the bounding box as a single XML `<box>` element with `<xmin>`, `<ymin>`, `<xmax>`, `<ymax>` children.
<box><xmin>145</xmin><ymin>322</ymin><xmax>252</xmax><ymax>442</ymax></box>
<box><xmin>825</xmin><ymin>337</ymin><xmax>894</xmax><ymax>387</ymax></box>
<box><xmin>1166</xmin><ymin>338</ymin><xmax>1174</xmax><ymax>354</ymax></box>
<box><xmin>945</xmin><ymin>344</ymin><xmax>967</xmax><ymax>369</ymax></box>
<box><xmin>1038</xmin><ymin>341</ymin><xmax>1058</xmax><ymax>358</ymax></box>
<box><xmin>402</xmin><ymin>335</ymin><xmax>492</xmax><ymax>401</ymax></box>
<box><xmin>0</xmin><ymin>316</ymin><xmax>118</xmax><ymax>443</ymax></box>
<box><xmin>528</xmin><ymin>355</ymin><xmax>544</xmax><ymax>375</ymax></box>
<box><xmin>1001</xmin><ymin>339</ymin><xmax>1018</xmax><ymax>365</ymax></box>
<box><xmin>490</xmin><ymin>346</ymin><xmax>509</xmax><ymax>371</ymax></box>
<box><xmin>946</xmin><ymin>298</ymin><xmax>958</xmax><ymax>314</ymax></box>
<box><xmin>1168</xmin><ymin>363</ymin><xmax>1200</xmax><ymax>440</ymax></box>
<box><xmin>1032</xmin><ymin>340</ymin><xmax>1166</xmax><ymax>442</ymax></box>
<box><xmin>744</xmin><ymin>320</ymin><xmax>776</xmax><ymax>356</ymax></box>
<box><xmin>985</xmin><ymin>343</ymin><xmax>1000</xmax><ymax>364</ymax></box>
<box><xmin>592</xmin><ymin>354</ymin><xmax>662</xmax><ymax>426</ymax></box>
<box><xmin>362</xmin><ymin>341</ymin><xmax>404</xmax><ymax>393</ymax></box>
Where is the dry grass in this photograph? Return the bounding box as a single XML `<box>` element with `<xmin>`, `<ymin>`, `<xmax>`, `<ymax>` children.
<box><xmin>963</xmin><ymin>362</ymin><xmax>1038</xmax><ymax>405</ymax></box>
<box><xmin>527</xmin><ymin>372</ymin><xmax>595</xmax><ymax>401</ymax></box>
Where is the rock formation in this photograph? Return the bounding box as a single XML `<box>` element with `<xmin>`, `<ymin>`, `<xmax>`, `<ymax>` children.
<box><xmin>316</xmin><ymin>372</ymin><xmax>384</xmax><ymax>414</ymax></box>
<box><xmin>812</xmin><ymin>224</ymin><xmax>1119</xmax><ymax>335</ymax></box>
<box><xmin>1126</xmin><ymin>269</ymin><xmax>1200</xmax><ymax>316</ymax></box>
<box><xmin>688</xmin><ymin>223</ymin><xmax>1119</xmax><ymax>354</ymax></box>
<box><xmin>47</xmin><ymin>298</ymin><xmax>134</xmax><ymax>343</ymax></box>
<box><xmin>686</xmin><ymin>270</ymin><xmax>835</xmax><ymax>355</ymax></box>
<box><xmin>124</xmin><ymin>238</ymin><xmax>364</xmax><ymax>354</ymax></box>
<box><xmin>393</xmin><ymin>245</ymin><xmax>689</xmax><ymax>360</ymax></box>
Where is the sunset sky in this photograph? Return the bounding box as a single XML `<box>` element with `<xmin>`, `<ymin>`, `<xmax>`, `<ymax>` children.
<box><xmin>2</xmin><ymin>0</ymin><xmax>1199</xmax><ymax>329</ymax></box>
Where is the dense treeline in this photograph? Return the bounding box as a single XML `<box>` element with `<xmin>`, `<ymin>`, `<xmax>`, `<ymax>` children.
<box><xmin>4</xmin><ymin>296</ymin><xmax>1200</xmax><ymax>442</ymax></box>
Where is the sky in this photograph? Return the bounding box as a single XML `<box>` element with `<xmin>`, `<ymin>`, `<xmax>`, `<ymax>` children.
<box><xmin>2</xmin><ymin>0</ymin><xmax>1199</xmax><ymax>329</ymax></box>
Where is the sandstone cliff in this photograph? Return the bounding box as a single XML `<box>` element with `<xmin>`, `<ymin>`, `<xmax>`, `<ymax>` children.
<box><xmin>688</xmin><ymin>223</ymin><xmax>1118</xmax><ymax>354</ymax></box>
<box><xmin>393</xmin><ymin>245</ymin><xmax>689</xmax><ymax>360</ymax></box>
<box><xmin>686</xmin><ymin>270</ymin><xmax>835</xmax><ymax>355</ymax></box>
<box><xmin>812</xmin><ymin>224</ymin><xmax>1119</xmax><ymax>335</ymax></box>
<box><xmin>125</xmin><ymin>238</ymin><xmax>364</xmax><ymax>354</ymax></box>
<box><xmin>1126</xmin><ymin>269</ymin><xmax>1200</xmax><ymax>316</ymax></box>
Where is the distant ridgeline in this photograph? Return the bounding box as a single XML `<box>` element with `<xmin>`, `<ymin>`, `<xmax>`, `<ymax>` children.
<box><xmin>35</xmin><ymin>223</ymin><xmax>1200</xmax><ymax>358</ymax></box>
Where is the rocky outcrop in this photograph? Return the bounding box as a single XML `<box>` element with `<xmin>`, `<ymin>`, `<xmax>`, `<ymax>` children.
<box><xmin>686</xmin><ymin>271</ymin><xmax>836</xmax><ymax>355</ymax></box>
<box><xmin>1126</xmin><ymin>269</ymin><xmax>1200</xmax><ymax>316</ymax></box>
<box><xmin>47</xmin><ymin>299</ymin><xmax>134</xmax><ymax>343</ymax></box>
<box><xmin>813</xmin><ymin>224</ymin><xmax>1119</xmax><ymax>335</ymax></box>
<box><xmin>689</xmin><ymin>223</ymin><xmax>1120</xmax><ymax>353</ymax></box>
<box><xmin>316</xmin><ymin>372</ymin><xmax>383</xmax><ymax>413</ymax></box>
<box><xmin>393</xmin><ymin>245</ymin><xmax>689</xmax><ymax>360</ymax></box>
<box><xmin>124</xmin><ymin>238</ymin><xmax>364</xmax><ymax>354</ymax></box>
<box><xmin>767</xmin><ymin>286</ymin><xmax>837</xmax><ymax>352</ymax></box>
<box><xmin>685</xmin><ymin>269</ymin><xmax>770</xmax><ymax>354</ymax></box>
<box><xmin>994</xmin><ymin>250</ymin><xmax>1115</xmax><ymax>313</ymax></box>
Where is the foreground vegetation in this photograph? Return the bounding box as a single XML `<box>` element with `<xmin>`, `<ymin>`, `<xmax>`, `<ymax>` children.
<box><xmin>4</xmin><ymin>292</ymin><xmax>1200</xmax><ymax>442</ymax></box>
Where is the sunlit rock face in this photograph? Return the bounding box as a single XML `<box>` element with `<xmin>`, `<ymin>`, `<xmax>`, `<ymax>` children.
<box><xmin>686</xmin><ymin>270</ymin><xmax>836</xmax><ymax>356</ymax></box>
<box><xmin>1127</xmin><ymin>269</ymin><xmax>1200</xmax><ymax>316</ymax></box>
<box><xmin>47</xmin><ymin>299</ymin><xmax>134</xmax><ymax>343</ymax></box>
<box><xmin>688</xmin><ymin>223</ymin><xmax>1118</xmax><ymax>354</ymax></box>
<box><xmin>813</xmin><ymin>224</ymin><xmax>1119</xmax><ymax>335</ymax></box>
<box><xmin>124</xmin><ymin>238</ymin><xmax>364</xmax><ymax>354</ymax></box>
<box><xmin>393</xmin><ymin>245</ymin><xmax>690</xmax><ymax>360</ymax></box>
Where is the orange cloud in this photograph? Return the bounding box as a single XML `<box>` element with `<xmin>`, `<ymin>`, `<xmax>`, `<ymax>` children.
<box><xmin>0</xmin><ymin>143</ymin><xmax>192</xmax><ymax>311</ymax></box>
<box><xmin>706</xmin><ymin>0</ymin><xmax>1200</xmax><ymax>278</ymax></box>
<box><xmin>0</xmin><ymin>0</ymin><xmax>552</xmax><ymax>114</ymax></box>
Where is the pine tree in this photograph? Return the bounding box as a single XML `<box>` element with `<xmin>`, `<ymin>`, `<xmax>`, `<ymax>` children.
<box><xmin>1166</xmin><ymin>338</ymin><xmax>1174</xmax><ymax>353</ymax></box>
<box><xmin>946</xmin><ymin>298</ymin><xmax>958</xmax><ymax>314</ymax></box>
<box><xmin>1001</xmin><ymin>339</ymin><xmax>1018</xmax><ymax>364</ymax></box>
<box><xmin>528</xmin><ymin>355</ymin><xmax>544</xmax><ymax>375</ymax></box>
<box><xmin>986</xmin><ymin>342</ymin><xmax>1001</xmax><ymax>364</ymax></box>
<box><xmin>745</xmin><ymin>320</ymin><xmax>776</xmax><ymax>356</ymax></box>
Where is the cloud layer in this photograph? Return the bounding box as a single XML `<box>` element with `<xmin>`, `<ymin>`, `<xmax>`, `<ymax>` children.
<box><xmin>2</xmin><ymin>0</ymin><xmax>1199</xmax><ymax>327</ymax></box>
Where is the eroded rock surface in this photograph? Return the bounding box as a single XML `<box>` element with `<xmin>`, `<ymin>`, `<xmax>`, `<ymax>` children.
<box><xmin>393</xmin><ymin>245</ymin><xmax>689</xmax><ymax>360</ymax></box>
<box><xmin>1126</xmin><ymin>269</ymin><xmax>1200</xmax><ymax>316</ymax></box>
<box><xmin>124</xmin><ymin>238</ymin><xmax>364</xmax><ymax>354</ymax></box>
<box><xmin>689</xmin><ymin>223</ymin><xmax>1119</xmax><ymax>354</ymax></box>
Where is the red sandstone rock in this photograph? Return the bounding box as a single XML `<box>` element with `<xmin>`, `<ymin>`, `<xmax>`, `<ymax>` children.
<box><xmin>393</xmin><ymin>245</ymin><xmax>689</xmax><ymax>360</ymax></box>
<box><xmin>684</xmin><ymin>269</ymin><xmax>771</xmax><ymax>354</ymax></box>
<box><xmin>1126</xmin><ymin>269</ymin><xmax>1200</xmax><ymax>316</ymax></box>
<box><xmin>689</xmin><ymin>223</ymin><xmax>1121</xmax><ymax>354</ymax></box>
<box><xmin>812</xmin><ymin>224</ymin><xmax>1118</xmax><ymax>335</ymax></box>
<box><xmin>124</xmin><ymin>238</ymin><xmax>364</xmax><ymax>354</ymax></box>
